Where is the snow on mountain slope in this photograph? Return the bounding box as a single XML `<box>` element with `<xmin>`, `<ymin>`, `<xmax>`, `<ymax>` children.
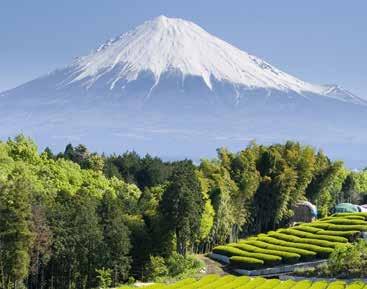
<box><xmin>1</xmin><ymin>15</ymin><xmax>367</xmax><ymax>167</ymax></box>
<box><xmin>61</xmin><ymin>15</ymin><xmax>363</xmax><ymax>105</ymax></box>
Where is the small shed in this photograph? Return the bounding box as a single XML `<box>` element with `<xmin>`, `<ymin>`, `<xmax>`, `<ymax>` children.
<box><xmin>334</xmin><ymin>203</ymin><xmax>360</xmax><ymax>213</ymax></box>
<box><xmin>290</xmin><ymin>201</ymin><xmax>317</xmax><ymax>224</ymax></box>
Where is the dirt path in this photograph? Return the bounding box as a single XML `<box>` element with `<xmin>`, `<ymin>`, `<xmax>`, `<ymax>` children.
<box><xmin>196</xmin><ymin>254</ymin><xmax>228</xmax><ymax>276</ymax></box>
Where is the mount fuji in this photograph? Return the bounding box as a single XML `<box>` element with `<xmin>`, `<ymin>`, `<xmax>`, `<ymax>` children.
<box><xmin>1</xmin><ymin>16</ymin><xmax>366</xmax><ymax>166</ymax></box>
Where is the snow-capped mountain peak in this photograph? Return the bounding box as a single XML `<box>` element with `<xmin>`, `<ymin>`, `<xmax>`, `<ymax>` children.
<box><xmin>67</xmin><ymin>15</ymin><xmax>328</xmax><ymax>96</ymax></box>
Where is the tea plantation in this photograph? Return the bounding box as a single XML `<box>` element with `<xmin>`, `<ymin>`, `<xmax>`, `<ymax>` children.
<box><xmin>212</xmin><ymin>213</ymin><xmax>367</xmax><ymax>270</ymax></box>
<box><xmin>118</xmin><ymin>275</ymin><xmax>367</xmax><ymax>289</ymax></box>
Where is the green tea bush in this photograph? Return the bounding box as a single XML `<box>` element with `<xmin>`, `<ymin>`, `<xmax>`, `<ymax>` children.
<box><xmin>268</xmin><ymin>231</ymin><xmax>341</xmax><ymax>248</ymax></box>
<box><xmin>273</xmin><ymin>280</ymin><xmax>297</xmax><ymax>289</ymax></box>
<box><xmin>308</xmin><ymin>281</ymin><xmax>328</xmax><ymax>289</ymax></box>
<box><xmin>236</xmin><ymin>278</ymin><xmax>267</xmax><ymax>289</ymax></box>
<box><xmin>315</xmin><ymin>230</ymin><xmax>360</xmax><ymax>238</ymax></box>
<box><xmin>166</xmin><ymin>278</ymin><xmax>196</xmax><ymax>289</ymax></box>
<box><xmin>292</xmin><ymin>225</ymin><xmax>322</xmax><ymax>234</ymax></box>
<box><xmin>290</xmin><ymin>280</ymin><xmax>312</xmax><ymax>289</ymax></box>
<box><xmin>345</xmin><ymin>281</ymin><xmax>366</xmax><ymax>289</ymax></box>
<box><xmin>256</xmin><ymin>279</ymin><xmax>281</xmax><ymax>289</ymax></box>
<box><xmin>213</xmin><ymin>246</ymin><xmax>249</xmax><ymax>257</ymax></box>
<box><xmin>320</xmin><ymin>218</ymin><xmax>367</xmax><ymax>225</ymax></box>
<box><xmin>257</xmin><ymin>236</ymin><xmax>333</xmax><ymax>258</ymax></box>
<box><xmin>133</xmin><ymin>275</ymin><xmax>367</xmax><ymax>289</ymax></box>
<box><xmin>326</xmin><ymin>281</ymin><xmax>346</xmax><ymax>289</ymax></box>
<box><xmin>230</xmin><ymin>243</ymin><xmax>300</xmax><ymax>264</ymax></box>
<box><xmin>200</xmin><ymin>275</ymin><xmax>237</xmax><ymax>289</ymax></box>
<box><xmin>213</xmin><ymin>245</ymin><xmax>281</xmax><ymax>265</ymax></box>
<box><xmin>331</xmin><ymin>212</ymin><xmax>367</xmax><ymax>220</ymax></box>
<box><xmin>245</xmin><ymin>240</ymin><xmax>317</xmax><ymax>260</ymax></box>
<box><xmin>278</xmin><ymin>228</ymin><xmax>347</xmax><ymax>243</ymax></box>
<box><xmin>307</xmin><ymin>223</ymin><xmax>367</xmax><ymax>232</ymax></box>
<box><xmin>219</xmin><ymin>276</ymin><xmax>251</xmax><ymax>289</ymax></box>
<box><xmin>229</xmin><ymin>256</ymin><xmax>265</xmax><ymax>270</ymax></box>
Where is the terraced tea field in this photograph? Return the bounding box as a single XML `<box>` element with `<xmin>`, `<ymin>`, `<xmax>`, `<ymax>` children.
<box><xmin>118</xmin><ymin>275</ymin><xmax>367</xmax><ymax>289</ymax></box>
<box><xmin>212</xmin><ymin>213</ymin><xmax>367</xmax><ymax>270</ymax></box>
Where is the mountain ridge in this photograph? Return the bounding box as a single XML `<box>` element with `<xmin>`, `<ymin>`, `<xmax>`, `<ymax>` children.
<box><xmin>1</xmin><ymin>15</ymin><xmax>366</xmax><ymax>167</ymax></box>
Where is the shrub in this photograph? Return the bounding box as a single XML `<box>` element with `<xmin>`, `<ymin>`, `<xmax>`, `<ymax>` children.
<box><xmin>213</xmin><ymin>245</ymin><xmax>250</xmax><ymax>257</ymax></box>
<box><xmin>166</xmin><ymin>253</ymin><xmax>203</xmax><ymax>277</ymax></box>
<box><xmin>256</xmin><ymin>279</ymin><xmax>281</xmax><ymax>289</ymax></box>
<box><xmin>315</xmin><ymin>230</ymin><xmax>360</xmax><ymax>238</ymax></box>
<box><xmin>274</xmin><ymin>280</ymin><xmax>297</xmax><ymax>289</ymax></box>
<box><xmin>257</xmin><ymin>236</ymin><xmax>333</xmax><ymax>258</ymax></box>
<box><xmin>278</xmin><ymin>228</ymin><xmax>347</xmax><ymax>243</ymax></box>
<box><xmin>193</xmin><ymin>275</ymin><xmax>220</xmax><ymax>287</ymax></box>
<box><xmin>327</xmin><ymin>240</ymin><xmax>367</xmax><ymax>278</ymax></box>
<box><xmin>239</xmin><ymin>277</ymin><xmax>267</xmax><ymax>289</ymax></box>
<box><xmin>268</xmin><ymin>231</ymin><xmax>341</xmax><ymax>248</ymax></box>
<box><xmin>292</xmin><ymin>225</ymin><xmax>322</xmax><ymax>234</ymax></box>
<box><xmin>145</xmin><ymin>256</ymin><xmax>169</xmax><ymax>281</ymax></box>
<box><xmin>290</xmin><ymin>280</ymin><xmax>312</xmax><ymax>289</ymax></box>
<box><xmin>327</xmin><ymin>281</ymin><xmax>346</xmax><ymax>289</ymax></box>
<box><xmin>308</xmin><ymin>281</ymin><xmax>328</xmax><ymax>289</ymax></box>
<box><xmin>230</xmin><ymin>243</ymin><xmax>300</xmax><ymax>264</ymax></box>
<box><xmin>346</xmin><ymin>281</ymin><xmax>366</xmax><ymax>289</ymax></box>
<box><xmin>219</xmin><ymin>276</ymin><xmax>251</xmax><ymax>289</ymax></box>
<box><xmin>200</xmin><ymin>275</ymin><xmax>237</xmax><ymax>289</ymax></box>
<box><xmin>96</xmin><ymin>268</ymin><xmax>112</xmax><ymax>289</ymax></box>
<box><xmin>245</xmin><ymin>240</ymin><xmax>316</xmax><ymax>261</ymax></box>
<box><xmin>332</xmin><ymin>212</ymin><xmax>367</xmax><ymax>220</ymax></box>
<box><xmin>214</xmin><ymin>245</ymin><xmax>281</xmax><ymax>265</ymax></box>
<box><xmin>229</xmin><ymin>256</ymin><xmax>264</xmax><ymax>270</ymax></box>
<box><xmin>320</xmin><ymin>218</ymin><xmax>367</xmax><ymax>225</ymax></box>
<box><xmin>307</xmin><ymin>223</ymin><xmax>367</xmax><ymax>232</ymax></box>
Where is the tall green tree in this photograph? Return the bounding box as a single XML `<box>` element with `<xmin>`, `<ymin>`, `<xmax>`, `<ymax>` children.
<box><xmin>159</xmin><ymin>161</ymin><xmax>204</xmax><ymax>255</ymax></box>
<box><xmin>0</xmin><ymin>165</ymin><xmax>34</xmax><ymax>289</ymax></box>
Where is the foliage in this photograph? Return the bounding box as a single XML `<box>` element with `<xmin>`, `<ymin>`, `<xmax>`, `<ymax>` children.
<box><xmin>2</xmin><ymin>135</ymin><xmax>367</xmax><ymax>287</ymax></box>
<box><xmin>327</xmin><ymin>240</ymin><xmax>367</xmax><ymax>277</ymax></box>
<box><xmin>96</xmin><ymin>268</ymin><xmax>112</xmax><ymax>289</ymax></box>
<box><xmin>118</xmin><ymin>275</ymin><xmax>367</xmax><ymax>289</ymax></box>
<box><xmin>144</xmin><ymin>254</ymin><xmax>204</xmax><ymax>282</ymax></box>
<box><xmin>213</xmin><ymin>213</ymin><xmax>367</xmax><ymax>270</ymax></box>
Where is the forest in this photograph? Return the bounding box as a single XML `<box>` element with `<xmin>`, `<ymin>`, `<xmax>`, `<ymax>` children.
<box><xmin>1</xmin><ymin>135</ymin><xmax>367</xmax><ymax>289</ymax></box>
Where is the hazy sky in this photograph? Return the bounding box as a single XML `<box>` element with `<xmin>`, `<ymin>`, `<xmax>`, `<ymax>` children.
<box><xmin>1</xmin><ymin>0</ymin><xmax>366</xmax><ymax>97</ymax></box>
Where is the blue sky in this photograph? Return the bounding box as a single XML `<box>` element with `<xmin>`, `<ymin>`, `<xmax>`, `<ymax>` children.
<box><xmin>1</xmin><ymin>0</ymin><xmax>366</xmax><ymax>97</ymax></box>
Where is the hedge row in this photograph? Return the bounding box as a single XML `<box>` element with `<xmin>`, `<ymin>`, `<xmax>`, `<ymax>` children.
<box><xmin>290</xmin><ymin>280</ymin><xmax>312</xmax><ymax>289</ymax></box>
<box><xmin>243</xmin><ymin>240</ymin><xmax>317</xmax><ymax>260</ymax></box>
<box><xmin>308</xmin><ymin>281</ymin><xmax>328</xmax><ymax>289</ymax></box>
<box><xmin>213</xmin><ymin>245</ymin><xmax>281</xmax><ymax>266</ymax></box>
<box><xmin>240</xmin><ymin>278</ymin><xmax>267</xmax><ymax>289</ymax></box>
<box><xmin>212</xmin><ymin>213</ymin><xmax>367</xmax><ymax>271</ymax></box>
<box><xmin>229</xmin><ymin>243</ymin><xmax>301</xmax><ymax>264</ymax></box>
<box><xmin>319</xmin><ymin>218</ymin><xmax>367</xmax><ymax>226</ymax></box>
<box><xmin>135</xmin><ymin>276</ymin><xmax>367</xmax><ymax>289</ymax></box>
<box><xmin>229</xmin><ymin>256</ymin><xmax>264</xmax><ymax>270</ymax></box>
<box><xmin>306</xmin><ymin>222</ymin><xmax>367</xmax><ymax>232</ymax></box>
<box><xmin>275</xmin><ymin>280</ymin><xmax>297</xmax><ymax>289</ymax></box>
<box><xmin>292</xmin><ymin>225</ymin><xmax>360</xmax><ymax>240</ymax></box>
<box><xmin>331</xmin><ymin>212</ymin><xmax>367</xmax><ymax>220</ymax></box>
<box><xmin>277</xmin><ymin>228</ymin><xmax>348</xmax><ymax>243</ymax></box>
<box><xmin>267</xmin><ymin>231</ymin><xmax>343</xmax><ymax>249</ymax></box>
<box><xmin>199</xmin><ymin>276</ymin><xmax>237</xmax><ymax>289</ymax></box>
<box><xmin>256</xmin><ymin>236</ymin><xmax>333</xmax><ymax>258</ymax></box>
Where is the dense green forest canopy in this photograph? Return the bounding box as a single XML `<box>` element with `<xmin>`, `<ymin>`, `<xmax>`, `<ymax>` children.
<box><xmin>1</xmin><ymin>135</ymin><xmax>367</xmax><ymax>289</ymax></box>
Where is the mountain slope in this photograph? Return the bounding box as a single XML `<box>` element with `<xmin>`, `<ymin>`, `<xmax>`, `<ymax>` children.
<box><xmin>1</xmin><ymin>16</ymin><xmax>366</xmax><ymax>167</ymax></box>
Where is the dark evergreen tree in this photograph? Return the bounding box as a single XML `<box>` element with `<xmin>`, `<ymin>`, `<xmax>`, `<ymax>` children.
<box><xmin>159</xmin><ymin>161</ymin><xmax>204</xmax><ymax>255</ymax></box>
